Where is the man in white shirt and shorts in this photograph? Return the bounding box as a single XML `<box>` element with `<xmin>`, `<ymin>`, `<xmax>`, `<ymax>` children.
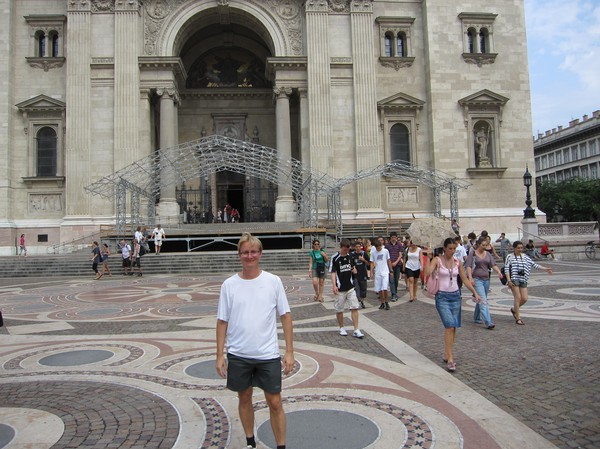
<box><xmin>370</xmin><ymin>237</ymin><xmax>394</xmax><ymax>310</ymax></box>
<box><xmin>216</xmin><ymin>233</ymin><xmax>294</xmax><ymax>449</ymax></box>
<box><xmin>151</xmin><ymin>224</ymin><xmax>166</xmax><ymax>255</ymax></box>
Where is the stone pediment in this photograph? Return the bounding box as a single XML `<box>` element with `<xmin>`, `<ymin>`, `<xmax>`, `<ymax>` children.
<box><xmin>458</xmin><ymin>89</ymin><xmax>509</xmax><ymax>107</ymax></box>
<box><xmin>16</xmin><ymin>95</ymin><xmax>66</xmax><ymax>113</ymax></box>
<box><xmin>377</xmin><ymin>92</ymin><xmax>425</xmax><ymax>111</ymax></box>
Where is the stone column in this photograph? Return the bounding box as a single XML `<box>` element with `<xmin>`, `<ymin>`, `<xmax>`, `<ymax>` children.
<box><xmin>157</xmin><ymin>88</ymin><xmax>180</xmax><ymax>223</ymax></box>
<box><xmin>351</xmin><ymin>0</ymin><xmax>383</xmax><ymax>216</ymax></box>
<box><xmin>65</xmin><ymin>1</ymin><xmax>92</xmax><ymax>216</ymax></box>
<box><xmin>305</xmin><ymin>1</ymin><xmax>333</xmax><ymax>176</ymax></box>
<box><xmin>274</xmin><ymin>86</ymin><xmax>297</xmax><ymax>222</ymax></box>
<box><xmin>114</xmin><ymin>0</ymin><xmax>140</xmax><ymax>168</ymax></box>
<box><xmin>298</xmin><ymin>87</ymin><xmax>310</xmax><ymax>166</ymax></box>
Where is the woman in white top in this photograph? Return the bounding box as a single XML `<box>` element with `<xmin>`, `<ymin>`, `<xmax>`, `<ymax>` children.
<box><xmin>505</xmin><ymin>240</ymin><xmax>552</xmax><ymax>325</ymax></box>
<box><xmin>404</xmin><ymin>241</ymin><xmax>426</xmax><ymax>302</ymax></box>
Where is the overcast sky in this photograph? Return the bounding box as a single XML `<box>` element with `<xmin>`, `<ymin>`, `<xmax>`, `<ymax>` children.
<box><xmin>525</xmin><ymin>0</ymin><xmax>600</xmax><ymax>136</ymax></box>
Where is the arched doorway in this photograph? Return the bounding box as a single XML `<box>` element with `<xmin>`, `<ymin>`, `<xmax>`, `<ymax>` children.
<box><xmin>170</xmin><ymin>9</ymin><xmax>294</xmax><ymax>223</ymax></box>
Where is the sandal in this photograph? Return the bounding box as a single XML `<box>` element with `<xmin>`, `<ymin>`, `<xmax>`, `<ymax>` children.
<box><xmin>313</xmin><ymin>295</ymin><xmax>319</xmax><ymax>302</ymax></box>
<box><xmin>446</xmin><ymin>361</ymin><xmax>456</xmax><ymax>372</ymax></box>
<box><xmin>515</xmin><ymin>319</ymin><xmax>525</xmax><ymax>325</ymax></box>
<box><xmin>510</xmin><ymin>308</ymin><xmax>517</xmax><ymax>320</ymax></box>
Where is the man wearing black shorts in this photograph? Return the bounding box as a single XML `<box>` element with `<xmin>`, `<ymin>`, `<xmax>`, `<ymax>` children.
<box><xmin>216</xmin><ymin>233</ymin><xmax>294</xmax><ymax>449</ymax></box>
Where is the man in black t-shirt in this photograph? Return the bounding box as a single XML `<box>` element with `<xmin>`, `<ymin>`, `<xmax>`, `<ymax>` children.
<box><xmin>330</xmin><ymin>239</ymin><xmax>364</xmax><ymax>339</ymax></box>
<box><xmin>350</xmin><ymin>241</ymin><xmax>370</xmax><ymax>309</ymax></box>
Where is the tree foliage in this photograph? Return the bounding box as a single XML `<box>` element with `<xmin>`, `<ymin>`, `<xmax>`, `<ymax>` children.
<box><xmin>536</xmin><ymin>178</ymin><xmax>600</xmax><ymax>223</ymax></box>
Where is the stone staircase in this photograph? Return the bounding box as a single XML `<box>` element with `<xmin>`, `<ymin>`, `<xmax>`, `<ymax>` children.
<box><xmin>340</xmin><ymin>220</ymin><xmax>412</xmax><ymax>241</ymax></box>
<box><xmin>0</xmin><ymin>250</ymin><xmax>309</xmax><ymax>278</ymax></box>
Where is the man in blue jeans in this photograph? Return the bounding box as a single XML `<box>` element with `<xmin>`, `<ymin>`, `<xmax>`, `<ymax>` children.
<box><xmin>385</xmin><ymin>232</ymin><xmax>404</xmax><ymax>301</ymax></box>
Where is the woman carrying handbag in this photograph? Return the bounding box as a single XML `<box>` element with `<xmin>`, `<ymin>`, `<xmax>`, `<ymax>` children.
<box><xmin>425</xmin><ymin>238</ymin><xmax>481</xmax><ymax>372</ymax></box>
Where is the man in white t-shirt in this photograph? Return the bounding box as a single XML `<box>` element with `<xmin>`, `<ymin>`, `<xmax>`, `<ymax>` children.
<box><xmin>370</xmin><ymin>237</ymin><xmax>394</xmax><ymax>310</ymax></box>
<box><xmin>119</xmin><ymin>239</ymin><xmax>131</xmax><ymax>275</ymax></box>
<box><xmin>151</xmin><ymin>224</ymin><xmax>166</xmax><ymax>255</ymax></box>
<box><xmin>216</xmin><ymin>233</ymin><xmax>294</xmax><ymax>449</ymax></box>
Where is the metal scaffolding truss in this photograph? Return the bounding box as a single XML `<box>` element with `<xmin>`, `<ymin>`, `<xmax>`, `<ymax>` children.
<box><xmin>330</xmin><ymin>161</ymin><xmax>470</xmax><ymax>225</ymax></box>
<box><xmin>85</xmin><ymin>138</ymin><xmax>469</xmax><ymax>234</ymax></box>
<box><xmin>85</xmin><ymin>135</ymin><xmax>337</xmax><ymax>231</ymax></box>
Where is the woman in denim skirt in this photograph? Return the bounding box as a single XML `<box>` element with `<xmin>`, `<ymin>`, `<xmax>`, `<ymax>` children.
<box><xmin>425</xmin><ymin>238</ymin><xmax>482</xmax><ymax>372</ymax></box>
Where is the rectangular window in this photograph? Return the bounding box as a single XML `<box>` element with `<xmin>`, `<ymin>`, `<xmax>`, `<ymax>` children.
<box><xmin>581</xmin><ymin>165</ymin><xmax>589</xmax><ymax>178</ymax></box>
<box><xmin>548</xmin><ymin>153</ymin><xmax>555</xmax><ymax>167</ymax></box>
<box><xmin>590</xmin><ymin>139</ymin><xmax>597</xmax><ymax>156</ymax></box>
<box><xmin>571</xmin><ymin>145</ymin><xmax>578</xmax><ymax>161</ymax></box>
<box><xmin>555</xmin><ymin>150</ymin><xmax>562</xmax><ymax>165</ymax></box>
<box><xmin>591</xmin><ymin>164</ymin><xmax>598</xmax><ymax>179</ymax></box>
<box><xmin>535</xmin><ymin>157</ymin><xmax>540</xmax><ymax>171</ymax></box>
<box><xmin>557</xmin><ymin>171</ymin><xmax>564</xmax><ymax>182</ymax></box>
<box><xmin>572</xmin><ymin>166</ymin><xmax>580</xmax><ymax>178</ymax></box>
<box><xmin>541</xmin><ymin>155</ymin><xmax>547</xmax><ymax>169</ymax></box>
<box><xmin>563</xmin><ymin>148</ymin><xmax>570</xmax><ymax>163</ymax></box>
<box><xmin>580</xmin><ymin>142</ymin><xmax>587</xmax><ymax>158</ymax></box>
<box><xmin>37</xmin><ymin>234</ymin><xmax>48</xmax><ymax>242</ymax></box>
<box><xmin>550</xmin><ymin>173</ymin><xmax>556</xmax><ymax>182</ymax></box>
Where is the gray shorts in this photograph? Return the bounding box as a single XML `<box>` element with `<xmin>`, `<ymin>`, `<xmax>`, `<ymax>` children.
<box><xmin>226</xmin><ymin>353</ymin><xmax>282</xmax><ymax>394</ymax></box>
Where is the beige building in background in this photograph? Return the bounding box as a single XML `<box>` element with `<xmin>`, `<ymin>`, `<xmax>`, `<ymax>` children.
<box><xmin>0</xmin><ymin>0</ymin><xmax>536</xmax><ymax>255</ymax></box>
<box><xmin>534</xmin><ymin>111</ymin><xmax>600</xmax><ymax>183</ymax></box>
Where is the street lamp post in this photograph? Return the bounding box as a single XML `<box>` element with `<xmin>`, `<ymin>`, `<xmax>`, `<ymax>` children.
<box><xmin>523</xmin><ymin>166</ymin><xmax>536</xmax><ymax>219</ymax></box>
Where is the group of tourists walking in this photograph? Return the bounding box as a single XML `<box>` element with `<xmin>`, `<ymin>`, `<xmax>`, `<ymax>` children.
<box><xmin>90</xmin><ymin>224</ymin><xmax>167</xmax><ymax>279</ymax></box>
<box><xmin>307</xmin><ymin>229</ymin><xmax>555</xmax><ymax>373</ymax></box>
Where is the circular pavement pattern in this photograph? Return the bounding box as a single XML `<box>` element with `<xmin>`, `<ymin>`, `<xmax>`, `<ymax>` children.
<box><xmin>0</xmin><ymin>423</ymin><xmax>15</xmax><ymax>448</ymax></box>
<box><xmin>258</xmin><ymin>409</ymin><xmax>379</xmax><ymax>449</ymax></box>
<box><xmin>0</xmin><ymin>381</ymin><xmax>180</xmax><ymax>449</ymax></box>
<box><xmin>185</xmin><ymin>360</ymin><xmax>222</xmax><ymax>380</ymax></box>
<box><xmin>39</xmin><ymin>349</ymin><xmax>115</xmax><ymax>367</ymax></box>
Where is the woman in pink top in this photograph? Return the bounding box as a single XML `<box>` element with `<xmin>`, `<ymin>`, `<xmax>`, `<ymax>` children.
<box><xmin>425</xmin><ymin>238</ymin><xmax>481</xmax><ymax>372</ymax></box>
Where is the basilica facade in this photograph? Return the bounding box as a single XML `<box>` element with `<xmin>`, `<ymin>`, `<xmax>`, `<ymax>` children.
<box><xmin>0</xmin><ymin>0</ymin><xmax>536</xmax><ymax>254</ymax></box>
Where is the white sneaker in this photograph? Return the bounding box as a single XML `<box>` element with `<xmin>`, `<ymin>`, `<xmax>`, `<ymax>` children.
<box><xmin>339</xmin><ymin>327</ymin><xmax>348</xmax><ymax>336</ymax></box>
<box><xmin>353</xmin><ymin>329</ymin><xmax>364</xmax><ymax>339</ymax></box>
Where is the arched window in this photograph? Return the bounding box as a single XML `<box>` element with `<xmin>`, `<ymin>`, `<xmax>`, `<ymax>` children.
<box><xmin>36</xmin><ymin>31</ymin><xmax>46</xmax><ymax>57</ymax></box>
<box><xmin>36</xmin><ymin>127</ymin><xmax>57</xmax><ymax>176</ymax></box>
<box><xmin>384</xmin><ymin>32</ymin><xmax>393</xmax><ymax>57</ymax></box>
<box><xmin>479</xmin><ymin>28</ymin><xmax>489</xmax><ymax>53</ymax></box>
<box><xmin>49</xmin><ymin>31</ymin><xmax>59</xmax><ymax>57</ymax></box>
<box><xmin>390</xmin><ymin>123</ymin><xmax>410</xmax><ymax>163</ymax></box>
<box><xmin>396</xmin><ymin>32</ymin><xmax>406</xmax><ymax>57</ymax></box>
<box><xmin>467</xmin><ymin>28</ymin><xmax>476</xmax><ymax>53</ymax></box>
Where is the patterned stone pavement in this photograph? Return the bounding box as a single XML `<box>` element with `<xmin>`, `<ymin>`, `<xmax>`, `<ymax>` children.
<box><xmin>0</xmin><ymin>258</ymin><xmax>598</xmax><ymax>449</ymax></box>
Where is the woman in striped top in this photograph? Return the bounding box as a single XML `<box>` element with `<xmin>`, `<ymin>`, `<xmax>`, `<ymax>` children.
<box><xmin>505</xmin><ymin>240</ymin><xmax>553</xmax><ymax>325</ymax></box>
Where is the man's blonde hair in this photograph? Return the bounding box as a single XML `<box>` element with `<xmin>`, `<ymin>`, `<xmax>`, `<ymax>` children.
<box><xmin>237</xmin><ymin>232</ymin><xmax>263</xmax><ymax>253</ymax></box>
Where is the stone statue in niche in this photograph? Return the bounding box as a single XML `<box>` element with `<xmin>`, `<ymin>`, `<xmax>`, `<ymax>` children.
<box><xmin>474</xmin><ymin>125</ymin><xmax>492</xmax><ymax>168</ymax></box>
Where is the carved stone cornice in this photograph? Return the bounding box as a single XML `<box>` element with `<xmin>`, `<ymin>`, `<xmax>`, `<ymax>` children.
<box><xmin>266</xmin><ymin>56</ymin><xmax>307</xmax><ymax>79</ymax></box>
<box><xmin>379</xmin><ymin>57</ymin><xmax>415</xmax><ymax>70</ymax></box>
<box><xmin>138</xmin><ymin>56</ymin><xmax>187</xmax><ymax>85</ymax></box>
<box><xmin>68</xmin><ymin>0</ymin><xmax>92</xmax><ymax>12</ymax></box>
<box><xmin>91</xmin><ymin>0</ymin><xmax>114</xmax><ymax>13</ymax></box>
<box><xmin>329</xmin><ymin>0</ymin><xmax>349</xmax><ymax>13</ymax></box>
<box><xmin>115</xmin><ymin>0</ymin><xmax>141</xmax><ymax>12</ymax></box>
<box><xmin>350</xmin><ymin>0</ymin><xmax>373</xmax><ymax>13</ymax></box>
<box><xmin>462</xmin><ymin>53</ymin><xmax>498</xmax><ymax>67</ymax></box>
<box><xmin>26</xmin><ymin>57</ymin><xmax>66</xmax><ymax>71</ymax></box>
<box><xmin>305</xmin><ymin>0</ymin><xmax>329</xmax><ymax>13</ymax></box>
